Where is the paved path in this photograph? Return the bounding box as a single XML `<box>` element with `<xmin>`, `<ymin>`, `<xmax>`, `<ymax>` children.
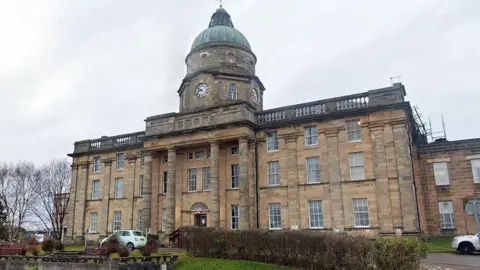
<box><xmin>423</xmin><ymin>253</ymin><xmax>480</xmax><ymax>270</ymax></box>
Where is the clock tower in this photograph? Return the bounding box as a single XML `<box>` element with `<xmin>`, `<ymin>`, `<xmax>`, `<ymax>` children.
<box><xmin>178</xmin><ymin>7</ymin><xmax>264</xmax><ymax>112</ymax></box>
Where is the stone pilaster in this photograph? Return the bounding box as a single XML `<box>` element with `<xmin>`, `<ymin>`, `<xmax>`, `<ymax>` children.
<box><xmin>393</xmin><ymin>123</ymin><xmax>419</xmax><ymax>232</ymax></box>
<box><xmin>326</xmin><ymin>131</ymin><xmax>344</xmax><ymax>231</ymax></box>
<box><xmin>210</xmin><ymin>141</ymin><xmax>220</xmax><ymax>228</ymax></box>
<box><xmin>73</xmin><ymin>163</ymin><xmax>88</xmax><ymax>240</ymax></box>
<box><xmin>239</xmin><ymin>138</ymin><xmax>250</xmax><ymax>229</ymax></box>
<box><xmin>249</xmin><ymin>142</ymin><xmax>257</xmax><ymax>228</ymax></box>
<box><xmin>66</xmin><ymin>164</ymin><xmax>78</xmax><ymax>242</ymax></box>
<box><xmin>285</xmin><ymin>135</ymin><xmax>300</xmax><ymax>229</ymax></box>
<box><xmin>165</xmin><ymin>148</ymin><xmax>176</xmax><ymax>238</ymax></box>
<box><xmin>371</xmin><ymin>125</ymin><xmax>394</xmax><ymax>232</ymax></box>
<box><xmin>142</xmin><ymin>152</ymin><xmax>152</xmax><ymax>232</ymax></box>
<box><xmin>100</xmin><ymin>159</ymin><xmax>112</xmax><ymax>236</ymax></box>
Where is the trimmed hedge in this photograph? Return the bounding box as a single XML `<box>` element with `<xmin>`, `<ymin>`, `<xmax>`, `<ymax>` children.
<box><xmin>179</xmin><ymin>227</ymin><xmax>427</xmax><ymax>270</ymax></box>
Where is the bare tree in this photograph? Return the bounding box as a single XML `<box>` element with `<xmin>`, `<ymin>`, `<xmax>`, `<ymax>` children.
<box><xmin>32</xmin><ymin>159</ymin><xmax>71</xmax><ymax>240</ymax></box>
<box><xmin>0</xmin><ymin>162</ymin><xmax>38</xmax><ymax>241</ymax></box>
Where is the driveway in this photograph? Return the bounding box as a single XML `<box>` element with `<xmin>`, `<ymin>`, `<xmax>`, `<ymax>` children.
<box><xmin>423</xmin><ymin>253</ymin><xmax>480</xmax><ymax>270</ymax></box>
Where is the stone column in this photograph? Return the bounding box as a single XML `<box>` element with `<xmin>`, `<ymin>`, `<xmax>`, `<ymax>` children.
<box><xmin>73</xmin><ymin>163</ymin><xmax>89</xmax><ymax>241</ymax></box>
<box><xmin>165</xmin><ymin>147</ymin><xmax>177</xmax><ymax>237</ymax></box>
<box><xmin>66</xmin><ymin>164</ymin><xmax>78</xmax><ymax>242</ymax></box>
<box><xmin>239</xmin><ymin>138</ymin><xmax>250</xmax><ymax>229</ymax></box>
<box><xmin>142</xmin><ymin>152</ymin><xmax>153</xmax><ymax>232</ymax></box>
<box><xmin>100</xmin><ymin>159</ymin><xmax>112</xmax><ymax>236</ymax></box>
<box><xmin>210</xmin><ymin>141</ymin><xmax>220</xmax><ymax>228</ymax></box>
<box><xmin>285</xmin><ymin>135</ymin><xmax>300</xmax><ymax>230</ymax></box>
<box><xmin>326</xmin><ymin>131</ymin><xmax>345</xmax><ymax>231</ymax></box>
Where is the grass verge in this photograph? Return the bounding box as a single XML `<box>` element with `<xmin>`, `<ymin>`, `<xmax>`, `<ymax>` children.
<box><xmin>174</xmin><ymin>257</ymin><xmax>288</xmax><ymax>270</ymax></box>
<box><xmin>425</xmin><ymin>239</ymin><xmax>454</xmax><ymax>253</ymax></box>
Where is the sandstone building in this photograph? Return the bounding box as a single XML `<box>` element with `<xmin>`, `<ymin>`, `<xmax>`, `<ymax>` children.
<box><xmin>66</xmin><ymin>7</ymin><xmax>424</xmax><ymax>243</ymax></box>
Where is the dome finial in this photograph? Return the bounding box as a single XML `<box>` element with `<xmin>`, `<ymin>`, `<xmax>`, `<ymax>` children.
<box><xmin>219</xmin><ymin>0</ymin><xmax>223</xmax><ymax>8</ymax></box>
<box><xmin>209</xmin><ymin>3</ymin><xmax>234</xmax><ymax>28</ymax></box>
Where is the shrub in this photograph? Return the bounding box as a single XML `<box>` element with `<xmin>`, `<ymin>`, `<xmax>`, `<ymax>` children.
<box><xmin>179</xmin><ymin>227</ymin><xmax>426</xmax><ymax>270</ymax></box>
<box><xmin>140</xmin><ymin>243</ymin><xmax>156</xmax><ymax>257</ymax></box>
<box><xmin>41</xmin><ymin>238</ymin><xmax>55</xmax><ymax>254</ymax></box>
<box><xmin>105</xmin><ymin>236</ymin><xmax>120</xmax><ymax>255</ymax></box>
<box><xmin>117</xmin><ymin>246</ymin><xmax>129</xmax><ymax>258</ymax></box>
<box><xmin>53</xmin><ymin>240</ymin><xmax>63</xmax><ymax>251</ymax></box>
<box><xmin>374</xmin><ymin>238</ymin><xmax>428</xmax><ymax>270</ymax></box>
<box><xmin>26</xmin><ymin>244</ymin><xmax>39</xmax><ymax>256</ymax></box>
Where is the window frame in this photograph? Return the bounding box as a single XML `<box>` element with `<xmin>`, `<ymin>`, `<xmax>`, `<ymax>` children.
<box><xmin>90</xmin><ymin>212</ymin><xmax>98</xmax><ymax>233</ymax></box>
<box><xmin>161</xmin><ymin>208</ymin><xmax>167</xmax><ymax>232</ymax></box>
<box><xmin>231</xmin><ymin>205</ymin><xmax>239</xmax><ymax>229</ymax></box>
<box><xmin>116</xmin><ymin>153</ymin><xmax>124</xmax><ymax>170</ymax></box>
<box><xmin>266</xmin><ymin>131</ymin><xmax>279</xmax><ymax>152</ymax></box>
<box><xmin>140</xmin><ymin>153</ymin><xmax>145</xmax><ymax>168</ymax></box>
<box><xmin>203</xmin><ymin>167</ymin><xmax>211</xmax><ymax>191</ymax></box>
<box><xmin>472</xmin><ymin>159</ymin><xmax>480</xmax><ymax>183</ymax></box>
<box><xmin>348</xmin><ymin>152</ymin><xmax>365</xmax><ymax>181</ymax></box>
<box><xmin>346</xmin><ymin>120</ymin><xmax>362</xmax><ymax>142</ymax></box>
<box><xmin>91</xmin><ymin>180</ymin><xmax>100</xmax><ymax>200</ymax></box>
<box><xmin>433</xmin><ymin>162</ymin><xmax>450</xmax><ymax>186</ymax></box>
<box><xmin>267</xmin><ymin>161</ymin><xmax>280</xmax><ymax>187</ymax></box>
<box><xmin>93</xmin><ymin>157</ymin><xmax>101</xmax><ymax>173</ymax></box>
<box><xmin>308</xmin><ymin>201</ymin><xmax>324</xmax><ymax>229</ymax></box>
<box><xmin>306</xmin><ymin>157</ymin><xmax>321</xmax><ymax>184</ymax></box>
<box><xmin>352</xmin><ymin>198</ymin><xmax>370</xmax><ymax>228</ymax></box>
<box><xmin>138</xmin><ymin>209</ymin><xmax>143</xmax><ymax>232</ymax></box>
<box><xmin>163</xmin><ymin>171</ymin><xmax>168</xmax><ymax>194</ymax></box>
<box><xmin>268</xmin><ymin>203</ymin><xmax>282</xmax><ymax>230</ymax></box>
<box><xmin>139</xmin><ymin>175</ymin><xmax>144</xmax><ymax>197</ymax></box>
<box><xmin>231</xmin><ymin>147</ymin><xmax>239</xmax><ymax>155</ymax></box>
<box><xmin>195</xmin><ymin>151</ymin><xmax>205</xmax><ymax>160</ymax></box>
<box><xmin>187</xmin><ymin>168</ymin><xmax>197</xmax><ymax>192</ymax></box>
<box><xmin>304</xmin><ymin>126</ymin><xmax>318</xmax><ymax>147</ymax></box>
<box><xmin>231</xmin><ymin>164</ymin><xmax>240</xmax><ymax>189</ymax></box>
<box><xmin>113</xmin><ymin>211</ymin><xmax>122</xmax><ymax>231</ymax></box>
<box><xmin>438</xmin><ymin>201</ymin><xmax>455</xmax><ymax>229</ymax></box>
<box><xmin>114</xmin><ymin>178</ymin><xmax>123</xmax><ymax>199</ymax></box>
<box><xmin>188</xmin><ymin>152</ymin><xmax>194</xmax><ymax>160</ymax></box>
<box><xmin>228</xmin><ymin>83</ymin><xmax>237</xmax><ymax>100</ymax></box>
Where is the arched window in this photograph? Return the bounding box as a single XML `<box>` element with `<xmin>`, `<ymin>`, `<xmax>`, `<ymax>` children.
<box><xmin>191</xmin><ymin>202</ymin><xmax>209</xmax><ymax>212</ymax></box>
<box><xmin>228</xmin><ymin>83</ymin><xmax>237</xmax><ymax>100</ymax></box>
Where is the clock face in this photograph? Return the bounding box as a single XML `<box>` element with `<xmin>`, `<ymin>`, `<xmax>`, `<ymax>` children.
<box><xmin>251</xmin><ymin>89</ymin><xmax>259</xmax><ymax>104</ymax></box>
<box><xmin>196</xmin><ymin>83</ymin><xmax>209</xmax><ymax>97</ymax></box>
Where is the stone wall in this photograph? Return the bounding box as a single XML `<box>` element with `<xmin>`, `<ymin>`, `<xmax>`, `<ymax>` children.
<box><xmin>415</xmin><ymin>138</ymin><xmax>480</xmax><ymax>236</ymax></box>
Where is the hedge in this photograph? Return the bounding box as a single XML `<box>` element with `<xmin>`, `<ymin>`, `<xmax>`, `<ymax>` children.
<box><xmin>179</xmin><ymin>227</ymin><xmax>427</xmax><ymax>270</ymax></box>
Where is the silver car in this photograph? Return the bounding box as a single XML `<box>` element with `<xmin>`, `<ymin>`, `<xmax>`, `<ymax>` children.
<box><xmin>100</xmin><ymin>230</ymin><xmax>147</xmax><ymax>251</ymax></box>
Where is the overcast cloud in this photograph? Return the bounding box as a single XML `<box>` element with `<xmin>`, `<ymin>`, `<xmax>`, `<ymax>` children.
<box><xmin>1</xmin><ymin>0</ymin><xmax>479</xmax><ymax>164</ymax></box>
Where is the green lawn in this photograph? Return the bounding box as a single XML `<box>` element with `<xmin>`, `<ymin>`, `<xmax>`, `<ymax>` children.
<box><xmin>175</xmin><ymin>257</ymin><xmax>288</xmax><ymax>270</ymax></box>
<box><xmin>425</xmin><ymin>239</ymin><xmax>454</xmax><ymax>253</ymax></box>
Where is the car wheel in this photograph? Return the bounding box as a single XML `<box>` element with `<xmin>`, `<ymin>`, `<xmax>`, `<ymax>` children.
<box><xmin>459</xmin><ymin>242</ymin><xmax>474</xmax><ymax>255</ymax></box>
<box><xmin>126</xmin><ymin>243</ymin><xmax>134</xmax><ymax>251</ymax></box>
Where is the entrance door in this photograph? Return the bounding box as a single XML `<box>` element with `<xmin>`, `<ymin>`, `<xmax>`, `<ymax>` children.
<box><xmin>195</xmin><ymin>214</ymin><xmax>207</xmax><ymax>227</ymax></box>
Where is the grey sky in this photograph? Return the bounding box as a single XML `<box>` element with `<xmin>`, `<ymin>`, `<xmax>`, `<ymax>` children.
<box><xmin>1</xmin><ymin>0</ymin><xmax>479</xmax><ymax>164</ymax></box>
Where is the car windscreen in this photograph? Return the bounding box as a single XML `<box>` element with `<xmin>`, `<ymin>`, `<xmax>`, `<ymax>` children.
<box><xmin>133</xmin><ymin>231</ymin><xmax>143</xmax><ymax>236</ymax></box>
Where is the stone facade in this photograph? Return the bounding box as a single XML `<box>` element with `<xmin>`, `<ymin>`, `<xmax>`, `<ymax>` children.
<box><xmin>65</xmin><ymin>7</ymin><xmax>423</xmax><ymax>243</ymax></box>
<box><xmin>415</xmin><ymin>139</ymin><xmax>480</xmax><ymax>236</ymax></box>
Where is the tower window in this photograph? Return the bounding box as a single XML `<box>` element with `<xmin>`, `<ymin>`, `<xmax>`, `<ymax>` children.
<box><xmin>228</xmin><ymin>83</ymin><xmax>237</xmax><ymax>100</ymax></box>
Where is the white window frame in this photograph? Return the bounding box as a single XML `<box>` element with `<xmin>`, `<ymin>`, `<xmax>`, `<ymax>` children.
<box><xmin>163</xmin><ymin>155</ymin><xmax>168</xmax><ymax>164</ymax></box>
<box><xmin>93</xmin><ymin>157</ymin><xmax>101</xmax><ymax>173</ymax></box>
<box><xmin>91</xmin><ymin>180</ymin><xmax>100</xmax><ymax>200</ymax></box>
<box><xmin>139</xmin><ymin>175</ymin><xmax>144</xmax><ymax>196</ymax></box>
<box><xmin>231</xmin><ymin>147</ymin><xmax>239</xmax><ymax>155</ymax></box>
<box><xmin>188</xmin><ymin>168</ymin><xmax>197</xmax><ymax>192</ymax></box>
<box><xmin>267</xmin><ymin>161</ymin><xmax>280</xmax><ymax>186</ymax></box>
<box><xmin>433</xmin><ymin>162</ymin><xmax>450</xmax><ymax>186</ymax></box>
<box><xmin>231</xmin><ymin>164</ymin><xmax>240</xmax><ymax>189</ymax></box>
<box><xmin>304</xmin><ymin>126</ymin><xmax>318</xmax><ymax>146</ymax></box>
<box><xmin>90</xmin><ymin>212</ymin><xmax>98</xmax><ymax>233</ymax></box>
<box><xmin>188</xmin><ymin>152</ymin><xmax>193</xmax><ymax>160</ymax></box>
<box><xmin>268</xmin><ymin>203</ymin><xmax>282</xmax><ymax>230</ymax></box>
<box><xmin>231</xmin><ymin>205</ymin><xmax>239</xmax><ymax>229</ymax></box>
<box><xmin>161</xmin><ymin>208</ymin><xmax>166</xmax><ymax>232</ymax></box>
<box><xmin>138</xmin><ymin>209</ymin><xmax>143</xmax><ymax>232</ymax></box>
<box><xmin>228</xmin><ymin>83</ymin><xmax>237</xmax><ymax>100</ymax></box>
<box><xmin>114</xmin><ymin>178</ymin><xmax>123</xmax><ymax>198</ymax></box>
<box><xmin>113</xmin><ymin>211</ymin><xmax>121</xmax><ymax>231</ymax></box>
<box><xmin>195</xmin><ymin>151</ymin><xmax>205</xmax><ymax>160</ymax></box>
<box><xmin>353</xmin><ymin>198</ymin><xmax>370</xmax><ymax>228</ymax></box>
<box><xmin>439</xmin><ymin>201</ymin><xmax>455</xmax><ymax>229</ymax></box>
<box><xmin>141</xmin><ymin>153</ymin><xmax>145</xmax><ymax>168</ymax></box>
<box><xmin>306</xmin><ymin>157</ymin><xmax>320</xmax><ymax>184</ymax></box>
<box><xmin>349</xmin><ymin>152</ymin><xmax>365</xmax><ymax>181</ymax></box>
<box><xmin>266</xmin><ymin>131</ymin><xmax>279</xmax><ymax>152</ymax></box>
<box><xmin>203</xmin><ymin>167</ymin><xmax>211</xmax><ymax>191</ymax></box>
<box><xmin>308</xmin><ymin>201</ymin><xmax>323</xmax><ymax>229</ymax></box>
<box><xmin>116</xmin><ymin>153</ymin><xmax>124</xmax><ymax>170</ymax></box>
<box><xmin>471</xmin><ymin>159</ymin><xmax>480</xmax><ymax>183</ymax></box>
<box><xmin>346</xmin><ymin>120</ymin><xmax>362</xmax><ymax>142</ymax></box>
